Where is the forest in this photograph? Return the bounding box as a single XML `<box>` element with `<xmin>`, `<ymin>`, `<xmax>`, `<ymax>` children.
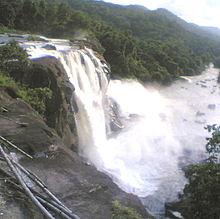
<box><xmin>1</xmin><ymin>0</ymin><xmax>220</xmax><ymax>83</ymax></box>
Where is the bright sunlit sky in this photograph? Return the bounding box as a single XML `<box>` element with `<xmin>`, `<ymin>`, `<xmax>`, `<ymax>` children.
<box><xmin>102</xmin><ymin>0</ymin><xmax>220</xmax><ymax>28</ymax></box>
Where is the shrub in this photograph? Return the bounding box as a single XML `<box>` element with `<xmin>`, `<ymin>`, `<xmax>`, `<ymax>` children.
<box><xmin>214</xmin><ymin>57</ymin><xmax>220</xmax><ymax>68</ymax></box>
<box><xmin>205</xmin><ymin>124</ymin><xmax>220</xmax><ymax>162</ymax></box>
<box><xmin>0</xmin><ymin>41</ymin><xmax>31</xmax><ymax>74</ymax></box>
<box><xmin>111</xmin><ymin>200</ymin><xmax>143</xmax><ymax>219</ymax></box>
<box><xmin>18</xmin><ymin>87</ymin><xmax>52</xmax><ymax>115</ymax></box>
<box><xmin>0</xmin><ymin>72</ymin><xmax>52</xmax><ymax>115</ymax></box>
<box><xmin>177</xmin><ymin>124</ymin><xmax>220</xmax><ymax>219</ymax></box>
<box><xmin>179</xmin><ymin>163</ymin><xmax>220</xmax><ymax>219</ymax></box>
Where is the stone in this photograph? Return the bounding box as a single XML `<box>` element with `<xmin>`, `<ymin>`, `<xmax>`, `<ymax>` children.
<box><xmin>218</xmin><ymin>72</ymin><xmax>220</xmax><ymax>83</ymax></box>
<box><xmin>196</xmin><ymin>111</ymin><xmax>205</xmax><ymax>117</ymax></box>
<box><xmin>0</xmin><ymin>88</ymin><xmax>151</xmax><ymax>219</ymax></box>
<box><xmin>42</xmin><ymin>44</ymin><xmax>56</xmax><ymax>50</ymax></box>
<box><xmin>208</xmin><ymin>104</ymin><xmax>216</xmax><ymax>110</ymax></box>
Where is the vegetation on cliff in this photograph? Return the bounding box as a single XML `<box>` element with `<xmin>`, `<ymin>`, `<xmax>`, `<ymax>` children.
<box><xmin>111</xmin><ymin>200</ymin><xmax>144</xmax><ymax>219</ymax></box>
<box><xmin>175</xmin><ymin>125</ymin><xmax>220</xmax><ymax>219</ymax></box>
<box><xmin>1</xmin><ymin>0</ymin><xmax>220</xmax><ymax>83</ymax></box>
<box><xmin>0</xmin><ymin>42</ymin><xmax>52</xmax><ymax>115</ymax></box>
<box><xmin>214</xmin><ymin>57</ymin><xmax>220</xmax><ymax>68</ymax></box>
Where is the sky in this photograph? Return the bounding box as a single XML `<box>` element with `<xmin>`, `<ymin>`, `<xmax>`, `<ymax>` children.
<box><xmin>103</xmin><ymin>0</ymin><xmax>220</xmax><ymax>28</ymax></box>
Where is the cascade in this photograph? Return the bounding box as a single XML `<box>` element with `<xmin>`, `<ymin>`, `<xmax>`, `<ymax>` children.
<box><xmin>23</xmin><ymin>38</ymin><xmax>220</xmax><ymax>216</ymax></box>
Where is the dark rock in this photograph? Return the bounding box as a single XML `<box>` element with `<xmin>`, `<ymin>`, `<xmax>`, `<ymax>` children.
<box><xmin>106</xmin><ymin>98</ymin><xmax>123</xmax><ymax>133</ymax></box>
<box><xmin>42</xmin><ymin>44</ymin><xmax>56</xmax><ymax>50</ymax></box>
<box><xmin>218</xmin><ymin>72</ymin><xmax>220</xmax><ymax>83</ymax></box>
<box><xmin>194</xmin><ymin>119</ymin><xmax>206</xmax><ymax>124</ymax></box>
<box><xmin>0</xmin><ymin>89</ymin><xmax>61</xmax><ymax>155</ymax></box>
<box><xmin>0</xmin><ymin>89</ymin><xmax>151</xmax><ymax>219</ymax></box>
<box><xmin>5</xmin><ymin>87</ymin><xmax>20</xmax><ymax>99</ymax></box>
<box><xmin>196</xmin><ymin>111</ymin><xmax>205</xmax><ymax>117</ymax></box>
<box><xmin>208</xmin><ymin>104</ymin><xmax>216</xmax><ymax>110</ymax></box>
<box><xmin>9</xmin><ymin>56</ymin><xmax>77</xmax><ymax>148</ymax></box>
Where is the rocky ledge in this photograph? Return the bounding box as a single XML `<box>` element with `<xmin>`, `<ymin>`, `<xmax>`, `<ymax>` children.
<box><xmin>0</xmin><ymin>52</ymin><xmax>152</xmax><ymax>218</ymax></box>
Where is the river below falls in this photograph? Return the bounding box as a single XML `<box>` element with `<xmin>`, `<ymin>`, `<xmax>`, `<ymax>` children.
<box><xmin>102</xmin><ymin>65</ymin><xmax>220</xmax><ymax>218</ymax></box>
<box><xmin>139</xmin><ymin>65</ymin><xmax>220</xmax><ymax>217</ymax></box>
<box><xmin>4</xmin><ymin>35</ymin><xmax>219</xmax><ymax>218</ymax></box>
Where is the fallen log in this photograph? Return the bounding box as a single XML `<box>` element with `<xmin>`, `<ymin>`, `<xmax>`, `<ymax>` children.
<box><xmin>0</xmin><ymin>146</ymin><xmax>80</xmax><ymax>219</ymax></box>
<box><xmin>0</xmin><ymin>145</ymin><xmax>55</xmax><ymax>219</ymax></box>
<box><xmin>0</xmin><ymin>136</ymin><xmax>33</xmax><ymax>159</ymax></box>
<box><xmin>12</xmin><ymin>159</ymin><xmax>72</xmax><ymax>213</ymax></box>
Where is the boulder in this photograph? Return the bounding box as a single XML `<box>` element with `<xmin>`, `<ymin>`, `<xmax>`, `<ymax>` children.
<box><xmin>208</xmin><ymin>104</ymin><xmax>216</xmax><ymax>110</ymax></box>
<box><xmin>0</xmin><ymin>88</ymin><xmax>151</xmax><ymax>219</ymax></box>
<box><xmin>8</xmin><ymin>56</ymin><xmax>77</xmax><ymax>149</ymax></box>
<box><xmin>42</xmin><ymin>44</ymin><xmax>56</xmax><ymax>50</ymax></box>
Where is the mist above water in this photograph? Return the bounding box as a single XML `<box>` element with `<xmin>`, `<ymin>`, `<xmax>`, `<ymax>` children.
<box><xmin>58</xmin><ymin>48</ymin><xmax>220</xmax><ymax>215</ymax></box>
<box><xmin>24</xmin><ymin>39</ymin><xmax>220</xmax><ymax>217</ymax></box>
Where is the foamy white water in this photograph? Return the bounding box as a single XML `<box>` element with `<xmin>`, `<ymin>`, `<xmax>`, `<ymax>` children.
<box><xmin>20</xmin><ymin>37</ymin><xmax>220</xmax><ymax>217</ymax></box>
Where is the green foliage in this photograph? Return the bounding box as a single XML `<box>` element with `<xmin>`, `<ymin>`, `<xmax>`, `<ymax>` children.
<box><xmin>205</xmin><ymin>124</ymin><xmax>220</xmax><ymax>162</ymax></box>
<box><xmin>0</xmin><ymin>42</ymin><xmax>52</xmax><ymax>115</ymax></box>
<box><xmin>27</xmin><ymin>35</ymin><xmax>43</xmax><ymax>41</ymax></box>
<box><xmin>111</xmin><ymin>200</ymin><xmax>143</xmax><ymax>219</ymax></box>
<box><xmin>0</xmin><ymin>72</ymin><xmax>52</xmax><ymax>115</ymax></box>
<box><xmin>179</xmin><ymin>163</ymin><xmax>220</xmax><ymax>219</ymax></box>
<box><xmin>0</xmin><ymin>25</ymin><xmax>18</xmax><ymax>34</ymax></box>
<box><xmin>18</xmin><ymin>87</ymin><xmax>52</xmax><ymax>115</ymax></box>
<box><xmin>1</xmin><ymin>0</ymin><xmax>220</xmax><ymax>83</ymax></box>
<box><xmin>0</xmin><ymin>0</ymin><xmax>22</xmax><ymax>27</ymax></box>
<box><xmin>0</xmin><ymin>41</ymin><xmax>31</xmax><ymax>74</ymax></box>
<box><xmin>0</xmin><ymin>71</ymin><xmax>17</xmax><ymax>88</ymax></box>
<box><xmin>214</xmin><ymin>57</ymin><xmax>220</xmax><ymax>68</ymax></box>
<box><xmin>177</xmin><ymin>125</ymin><xmax>220</xmax><ymax>219</ymax></box>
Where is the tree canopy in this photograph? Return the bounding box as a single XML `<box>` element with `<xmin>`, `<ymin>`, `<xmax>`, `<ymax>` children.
<box><xmin>1</xmin><ymin>0</ymin><xmax>220</xmax><ymax>83</ymax></box>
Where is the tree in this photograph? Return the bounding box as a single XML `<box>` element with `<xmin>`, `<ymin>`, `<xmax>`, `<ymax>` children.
<box><xmin>214</xmin><ymin>57</ymin><xmax>220</xmax><ymax>68</ymax></box>
<box><xmin>177</xmin><ymin>125</ymin><xmax>220</xmax><ymax>219</ymax></box>
<box><xmin>0</xmin><ymin>0</ymin><xmax>21</xmax><ymax>27</ymax></box>
<box><xmin>0</xmin><ymin>41</ymin><xmax>31</xmax><ymax>81</ymax></box>
<box><xmin>205</xmin><ymin>124</ymin><xmax>220</xmax><ymax>163</ymax></box>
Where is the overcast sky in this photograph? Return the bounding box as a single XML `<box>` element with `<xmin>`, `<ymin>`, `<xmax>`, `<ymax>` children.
<box><xmin>103</xmin><ymin>0</ymin><xmax>220</xmax><ymax>28</ymax></box>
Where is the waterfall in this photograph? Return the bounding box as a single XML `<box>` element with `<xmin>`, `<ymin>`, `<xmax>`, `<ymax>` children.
<box><xmin>59</xmin><ymin>49</ymin><xmax>187</xmax><ymax>198</ymax></box>
<box><xmin>23</xmin><ymin>37</ymin><xmax>220</xmax><ymax>216</ymax></box>
<box><xmin>25</xmin><ymin>40</ymin><xmax>184</xmax><ymax>197</ymax></box>
<box><xmin>61</xmin><ymin>48</ymin><xmax>109</xmax><ymax>163</ymax></box>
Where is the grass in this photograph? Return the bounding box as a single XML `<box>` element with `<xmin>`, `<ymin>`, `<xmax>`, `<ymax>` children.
<box><xmin>111</xmin><ymin>200</ymin><xmax>144</xmax><ymax>219</ymax></box>
<box><xmin>0</xmin><ymin>72</ymin><xmax>52</xmax><ymax>115</ymax></box>
<box><xmin>0</xmin><ymin>25</ymin><xmax>21</xmax><ymax>34</ymax></box>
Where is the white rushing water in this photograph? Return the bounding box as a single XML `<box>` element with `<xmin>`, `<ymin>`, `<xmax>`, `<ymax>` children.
<box><xmin>16</xmin><ymin>37</ymin><xmax>220</xmax><ymax>217</ymax></box>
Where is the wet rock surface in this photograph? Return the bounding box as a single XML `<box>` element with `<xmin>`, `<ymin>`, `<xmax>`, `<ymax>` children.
<box><xmin>0</xmin><ymin>89</ymin><xmax>150</xmax><ymax>219</ymax></box>
<box><xmin>7</xmin><ymin>55</ymin><xmax>77</xmax><ymax>149</ymax></box>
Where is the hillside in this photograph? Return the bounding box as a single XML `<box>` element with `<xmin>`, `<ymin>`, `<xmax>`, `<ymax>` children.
<box><xmin>1</xmin><ymin>0</ymin><xmax>220</xmax><ymax>83</ymax></box>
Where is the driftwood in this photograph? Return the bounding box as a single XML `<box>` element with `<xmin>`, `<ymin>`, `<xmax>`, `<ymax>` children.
<box><xmin>0</xmin><ymin>145</ymin><xmax>55</xmax><ymax>219</ymax></box>
<box><xmin>0</xmin><ymin>143</ymin><xmax>80</xmax><ymax>219</ymax></box>
<box><xmin>34</xmin><ymin>193</ymin><xmax>80</xmax><ymax>219</ymax></box>
<box><xmin>0</xmin><ymin>136</ymin><xmax>33</xmax><ymax>159</ymax></box>
<box><xmin>0</xmin><ymin>107</ymin><xmax>8</xmax><ymax>113</ymax></box>
<box><xmin>0</xmin><ymin>167</ymin><xmax>79</xmax><ymax>219</ymax></box>
<box><xmin>36</xmin><ymin>196</ymin><xmax>73</xmax><ymax>219</ymax></box>
<box><xmin>13</xmin><ymin>160</ymin><xmax>72</xmax><ymax>213</ymax></box>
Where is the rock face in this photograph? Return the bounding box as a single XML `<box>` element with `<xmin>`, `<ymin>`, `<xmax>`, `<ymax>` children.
<box><xmin>0</xmin><ymin>88</ymin><xmax>151</xmax><ymax>219</ymax></box>
<box><xmin>0</xmin><ymin>40</ymin><xmax>152</xmax><ymax>217</ymax></box>
<box><xmin>0</xmin><ymin>88</ymin><xmax>62</xmax><ymax>155</ymax></box>
<box><xmin>9</xmin><ymin>56</ymin><xmax>78</xmax><ymax>149</ymax></box>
